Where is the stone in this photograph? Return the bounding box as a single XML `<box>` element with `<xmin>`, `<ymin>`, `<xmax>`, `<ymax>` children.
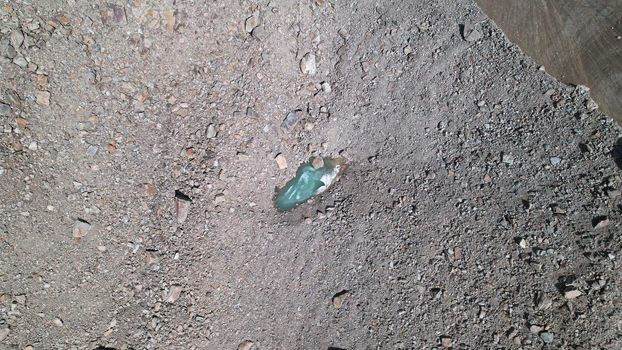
<box><xmin>300</xmin><ymin>52</ymin><xmax>317</xmax><ymax>76</ymax></box>
<box><xmin>13</xmin><ymin>56</ymin><xmax>28</xmax><ymax>68</ymax></box>
<box><xmin>332</xmin><ymin>290</ymin><xmax>349</xmax><ymax>309</ymax></box>
<box><xmin>164</xmin><ymin>9</ymin><xmax>175</xmax><ymax>32</ymax></box>
<box><xmin>440</xmin><ymin>336</ymin><xmax>452</xmax><ymax>348</ymax></box>
<box><xmin>529</xmin><ymin>325</ymin><xmax>543</xmax><ymax>333</ymax></box>
<box><xmin>564</xmin><ymin>289</ymin><xmax>582</xmax><ymax>299</ymax></box>
<box><xmin>275</xmin><ymin>154</ymin><xmax>288</xmax><ymax>169</ymax></box>
<box><xmin>53</xmin><ymin>317</ymin><xmax>63</xmax><ymax>327</ymax></box>
<box><xmin>206</xmin><ymin>124</ymin><xmax>217</xmax><ymax>138</ymax></box>
<box><xmin>10</xmin><ymin>30</ymin><xmax>24</xmax><ymax>49</ymax></box>
<box><xmin>282</xmin><ymin>110</ymin><xmax>302</xmax><ymax>129</ymax></box>
<box><xmin>592</xmin><ymin>216</ymin><xmax>609</xmax><ymax>229</ymax></box>
<box><xmin>312</xmin><ymin>156</ymin><xmax>324</xmax><ymax>169</ymax></box>
<box><xmin>244</xmin><ymin>15</ymin><xmax>261</xmax><ymax>33</ymax></box>
<box><xmin>0</xmin><ymin>327</ymin><xmax>9</xmax><ymax>341</ymax></box>
<box><xmin>86</xmin><ymin>145</ymin><xmax>98</xmax><ymax>156</ymax></box>
<box><xmin>321</xmin><ymin>81</ymin><xmax>332</xmax><ymax>93</ymax></box>
<box><xmin>238</xmin><ymin>340</ymin><xmax>254</xmax><ymax>350</ymax></box>
<box><xmin>175</xmin><ymin>190</ymin><xmax>191</xmax><ymax>224</ymax></box>
<box><xmin>0</xmin><ymin>103</ymin><xmax>10</xmax><ymax>116</ymax></box>
<box><xmin>73</xmin><ymin>219</ymin><xmax>91</xmax><ymax>238</ymax></box>
<box><xmin>28</xmin><ymin>141</ymin><xmax>38</xmax><ymax>151</ymax></box>
<box><xmin>101</xmin><ymin>4</ymin><xmax>126</xmax><ymax>26</ymax></box>
<box><xmin>586</xmin><ymin>98</ymin><xmax>598</xmax><ymax>111</ymax></box>
<box><xmin>36</xmin><ymin>91</ymin><xmax>50</xmax><ymax>106</ymax></box>
<box><xmin>462</xmin><ymin>24</ymin><xmax>483</xmax><ymax>42</ymax></box>
<box><xmin>549</xmin><ymin>157</ymin><xmax>561</xmax><ymax>165</ymax></box>
<box><xmin>502</xmin><ymin>153</ymin><xmax>514</xmax><ymax>165</ymax></box>
<box><xmin>165</xmin><ymin>285</ymin><xmax>182</xmax><ymax>303</ymax></box>
<box><xmin>540</xmin><ymin>332</ymin><xmax>553</xmax><ymax>343</ymax></box>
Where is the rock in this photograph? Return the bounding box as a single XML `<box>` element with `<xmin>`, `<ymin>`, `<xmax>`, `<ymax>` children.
<box><xmin>564</xmin><ymin>289</ymin><xmax>582</xmax><ymax>299</ymax></box>
<box><xmin>73</xmin><ymin>219</ymin><xmax>92</xmax><ymax>238</ymax></box>
<box><xmin>529</xmin><ymin>325</ymin><xmax>543</xmax><ymax>333</ymax></box>
<box><xmin>164</xmin><ymin>9</ymin><xmax>175</xmax><ymax>32</ymax></box>
<box><xmin>275</xmin><ymin>154</ymin><xmax>288</xmax><ymax>170</ymax></box>
<box><xmin>28</xmin><ymin>141</ymin><xmax>38</xmax><ymax>151</ymax></box>
<box><xmin>519</xmin><ymin>238</ymin><xmax>529</xmax><ymax>249</ymax></box>
<box><xmin>549</xmin><ymin>157</ymin><xmax>561</xmax><ymax>165</ymax></box>
<box><xmin>300</xmin><ymin>52</ymin><xmax>317</xmax><ymax>76</ymax></box>
<box><xmin>165</xmin><ymin>285</ymin><xmax>182</xmax><ymax>303</ymax></box>
<box><xmin>13</xmin><ymin>56</ymin><xmax>28</xmax><ymax>68</ymax></box>
<box><xmin>332</xmin><ymin>290</ymin><xmax>349</xmax><ymax>309</ymax></box>
<box><xmin>282</xmin><ymin>110</ymin><xmax>302</xmax><ymax>129</ymax></box>
<box><xmin>312</xmin><ymin>156</ymin><xmax>324</xmax><ymax>169</ymax></box>
<box><xmin>10</xmin><ymin>30</ymin><xmax>24</xmax><ymax>49</ymax></box>
<box><xmin>175</xmin><ymin>190</ymin><xmax>191</xmax><ymax>224</ymax></box>
<box><xmin>244</xmin><ymin>15</ymin><xmax>261</xmax><ymax>33</ymax></box>
<box><xmin>586</xmin><ymin>98</ymin><xmax>598</xmax><ymax>111</ymax></box>
<box><xmin>462</xmin><ymin>24</ymin><xmax>483</xmax><ymax>42</ymax></box>
<box><xmin>101</xmin><ymin>4</ymin><xmax>126</xmax><ymax>26</ymax></box>
<box><xmin>592</xmin><ymin>216</ymin><xmax>609</xmax><ymax>229</ymax></box>
<box><xmin>502</xmin><ymin>153</ymin><xmax>514</xmax><ymax>165</ymax></box>
<box><xmin>251</xmin><ymin>25</ymin><xmax>267</xmax><ymax>40</ymax></box>
<box><xmin>238</xmin><ymin>340</ymin><xmax>254</xmax><ymax>350</ymax></box>
<box><xmin>0</xmin><ymin>103</ymin><xmax>10</xmax><ymax>116</ymax></box>
<box><xmin>36</xmin><ymin>91</ymin><xmax>50</xmax><ymax>106</ymax></box>
<box><xmin>53</xmin><ymin>317</ymin><xmax>63</xmax><ymax>327</ymax></box>
<box><xmin>0</xmin><ymin>326</ymin><xmax>9</xmax><ymax>341</ymax></box>
<box><xmin>540</xmin><ymin>332</ymin><xmax>553</xmax><ymax>344</ymax></box>
<box><xmin>206</xmin><ymin>124</ymin><xmax>218</xmax><ymax>138</ymax></box>
<box><xmin>86</xmin><ymin>145</ymin><xmax>98</xmax><ymax>156</ymax></box>
<box><xmin>440</xmin><ymin>336</ymin><xmax>452</xmax><ymax>348</ymax></box>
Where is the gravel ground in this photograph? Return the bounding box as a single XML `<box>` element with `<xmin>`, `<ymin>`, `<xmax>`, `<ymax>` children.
<box><xmin>1</xmin><ymin>0</ymin><xmax>621</xmax><ymax>349</ymax></box>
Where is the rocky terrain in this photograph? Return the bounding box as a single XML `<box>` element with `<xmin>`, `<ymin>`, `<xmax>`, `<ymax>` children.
<box><xmin>1</xmin><ymin>0</ymin><xmax>621</xmax><ymax>349</ymax></box>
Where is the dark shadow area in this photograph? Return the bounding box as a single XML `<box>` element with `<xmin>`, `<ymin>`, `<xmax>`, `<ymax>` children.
<box><xmin>613</xmin><ymin>137</ymin><xmax>622</xmax><ymax>170</ymax></box>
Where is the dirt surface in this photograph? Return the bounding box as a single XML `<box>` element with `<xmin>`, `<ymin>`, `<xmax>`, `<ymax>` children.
<box><xmin>1</xmin><ymin>1</ymin><xmax>621</xmax><ymax>349</ymax></box>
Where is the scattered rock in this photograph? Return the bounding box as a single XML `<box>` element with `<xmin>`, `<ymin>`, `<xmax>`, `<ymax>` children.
<box><xmin>518</xmin><ymin>238</ymin><xmax>529</xmax><ymax>249</ymax></box>
<box><xmin>282</xmin><ymin>110</ymin><xmax>303</xmax><ymax>129</ymax></box>
<box><xmin>549</xmin><ymin>156</ymin><xmax>561</xmax><ymax>165</ymax></box>
<box><xmin>332</xmin><ymin>290</ymin><xmax>349</xmax><ymax>309</ymax></box>
<box><xmin>300</xmin><ymin>52</ymin><xmax>317</xmax><ymax>76</ymax></box>
<box><xmin>101</xmin><ymin>4</ymin><xmax>127</xmax><ymax>26</ymax></box>
<box><xmin>564</xmin><ymin>289</ymin><xmax>582</xmax><ymax>299</ymax></box>
<box><xmin>53</xmin><ymin>317</ymin><xmax>63</xmax><ymax>327</ymax></box>
<box><xmin>175</xmin><ymin>190</ymin><xmax>191</xmax><ymax>224</ymax></box>
<box><xmin>540</xmin><ymin>332</ymin><xmax>554</xmax><ymax>344</ymax></box>
<box><xmin>244</xmin><ymin>15</ymin><xmax>261</xmax><ymax>33</ymax></box>
<box><xmin>165</xmin><ymin>285</ymin><xmax>182</xmax><ymax>303</ymax></box>
<box><xmin>206</xmin><ymin>124</ymin><xmax>218</xmax><ymax>138</ymax></box>
<box><xmin>36</xmin><ymin>91</ymin><xmax>50</xmax><ymax>106</ymax></box>
<box><xmin>592</xmin><ymin>216</ymin><xmax>609</xmax><ymax>229</ymax></box>
<box><xmin>73</xmin><ymin>219</ymin><xmax>92</xmax><ymax>238</ymax></box>
<box><xmin>238</xmin><ymin>340</ymin><xmax>254</xmax><ymax>350</ymax></box>
<box><xmin>275</xmin><ymin>154</ymin><xmax>288</xmax><ymax>170</ymax></box>
<box><xmin>529</xmin><ymin>325</ymin><xmax>543</xmax><ymax>333</ymax></box>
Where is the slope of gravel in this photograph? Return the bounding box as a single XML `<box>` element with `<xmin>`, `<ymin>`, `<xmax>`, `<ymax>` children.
<box><xmin>1</xmin><ymin>0</ymin><xmax>620</xmax><ymax>349</ymax></box>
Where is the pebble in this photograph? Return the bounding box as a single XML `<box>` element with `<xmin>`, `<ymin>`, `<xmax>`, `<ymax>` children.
<box><xmin>540</xmin><ymin>332</ymin><xmax>553</xmax><ymax>343</ymax></box>
<box><xmin>549</xmin><ymin>157</ymin><xmax>561</xmax><ymax>165</ymax></box>
<box><xmin>275</xmin><ymin>154</ymin><xmax>288</xmax><ymax>169</ymax></box>
<box><xmin>175</xmin><ymin>191</ymin><xmax>191</xmax><ymax>224</ymax></box>
<box><xmin>73</xmin><ymin>219</ymin><xmax>92</xmax><ymax>238</ymax></box>
<box><xmin>300</xmin><ymin>52</ymin><xmax>317</xmax><ymax>76</ymax></box>
<box><xmin>332</xmin><ymin>290</ymin><xmax>349</xmax><ymax>309</ymax></box>
<box><xmin>238</xmin><ymin>340</ymin><xmax>254</xmax><ymax>350</ymax></box>
<box><xmin>592</xmin><ymin>216</ymin><xmax>609</xmax><ymax>229</ymax></box>
<box><xmin>206</xmin><ymin>124</ymin><xmax>218</xmax><ymax>138</ymax></box>
<box><xmin>163</xmin><ymin>9</ymin><xmax>175</xmax><ymax>32</ymax></box>
<box><xmin>529</xmin><ymin>325</ymin><xmax>543</xmax><ymax>333</ymax></box>
<box><xmin>53</xmin><ymin>317</ymin><xmax>63</xmax><ymax>327</ymax></box>
<box><xmin>13</xmin><ymin>56</ymin><xmax>28</xmax><ymax>68</ymax></box>
<box><xmin>28</xmin><ymin>141</ymin><xmax>38</xmax><ymax>151</ymax></box>
<box><xmin>463</xmin><ymin>24</ymin><xmax>483</xmax><ymax>42</ymax></box>
<box><xmin>165</xmin><ymin>285</ymin><xmax>182</xmax><ymax>303</ymax></box>
<box><xmin>321</xmin><ymin>81</ymin><xmax>332</xmax><ymax>93</ymax></box>
<box><xmin>244</xmin><ymin>15</ymin><xmax>261</xmax><ymax>33</ymax></box>
<box><xmin>564</xmin><ymin>289</ymin><xmax>582</xmax><ymax>299</ymax></box>
<box><xmin>36</xmin><ymin>91</ymin><xmax>50</xmax><ymax>106</ymax></box>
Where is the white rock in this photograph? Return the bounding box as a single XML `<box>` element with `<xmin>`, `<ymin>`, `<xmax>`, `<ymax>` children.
<box><xmin>300</xmin><ymin>52</ymin><xmax>317</xmax><ymax>76</ymax></box>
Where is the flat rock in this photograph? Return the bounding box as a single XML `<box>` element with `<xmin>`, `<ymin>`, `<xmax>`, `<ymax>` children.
<box><xmin>206</xmin><ymin>124</ymin><xmax>218</xmax><ymax>138</ymax></box>
<box><xmin>275</xmin><ymin>154</ymin><xmax>288</xmax><ymax>169</ymax></box>
<box><xmin>564</xmin><ymin>289</ymin><xmax>582</xmax><ymax>299</ymax></box>
<box><xmin>0</xmin><ymin>103</ymin><xmax>10</xmax><ymax>116</ymax></box>
<box><xmin>282</xmin><ymin>110</ymin><xmax>302</xmax><ymax>129</ymax></box>
<box><xmin>175</xmin><ymin>190</ymin><xmax>191</xmax><ymax>224</ymax></box>
<box><xmin>165</xmin><ymin>285</ymin><xmax>182</xmax><ymax>303</ymax></box>
<box><xmin>36</xmin><ymin>91</ymin><xmax>50</xmax><ymax>106</ymax></box>
<box><xmin>0</xmin><ymin>327</ymin><xmax>9</xmax><ymax>341</ymax></box>
<box><xmin>245</xmin><ymin>15</ymin><xmax>261</xmax><ymax>33</ymax></box>
<box><xmin>238</xmin><ymin>340</ymin><xmax>254</xmax><ymax>350</ymax></box>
